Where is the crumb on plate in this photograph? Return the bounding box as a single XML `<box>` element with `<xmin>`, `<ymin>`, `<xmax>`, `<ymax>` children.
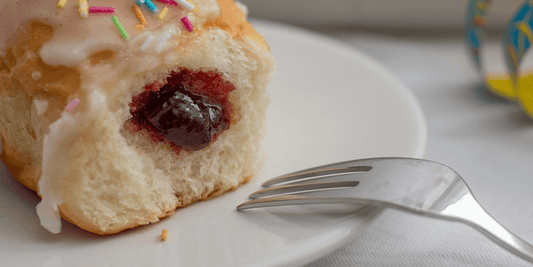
<box><xmin>161</xmin><ymin>229</ymin><xmax>168</xmax><ymax>241</ymax></box>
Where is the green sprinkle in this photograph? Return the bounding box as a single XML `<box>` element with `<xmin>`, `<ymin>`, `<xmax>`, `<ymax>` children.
<box><xmin>111</xmin><ymin>16</ymin><xmax>129</xmax><ymax>40</ymax></box>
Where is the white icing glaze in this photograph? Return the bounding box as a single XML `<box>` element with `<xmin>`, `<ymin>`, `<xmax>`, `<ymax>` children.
<box><xmin>36</xmin><ymin>111</ymin><xmax>80</xmax><ymax>234</ymax></box>
<box><xmin>37</xmin><ymin>90</ymin><xmax>108</xmax><ymax>234</ymax></box>
<box><xmin>40</xmin><ymin>39</ymin><xmax>124</xmax><ymax>67</ymax></box>
<box><xmin>34</xmin><ymin>99</ymin><xmax>49</xmax><ymax>115</ymax></box>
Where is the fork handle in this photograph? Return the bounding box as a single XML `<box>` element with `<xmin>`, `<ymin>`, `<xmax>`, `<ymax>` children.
<box><xmin>435</xmin><ymin>194</ymin><xmax>533</xmax><ymax>263</ymax></box>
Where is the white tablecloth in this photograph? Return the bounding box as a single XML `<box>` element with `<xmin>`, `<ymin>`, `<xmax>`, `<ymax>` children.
<box><xmin>301</xmin><ymin>28</ymin><xmax>533</xmax><ymax>266</ymax></box>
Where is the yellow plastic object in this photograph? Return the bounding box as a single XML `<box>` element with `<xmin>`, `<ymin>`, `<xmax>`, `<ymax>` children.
<box><xmin>466</xmin><ymin>1</ymin><xmax>533</xmax><ymax>119</ymax></box>
<box><xmin>517</xmin><ymin>75</ymin><xmax>533</xmax><ymax>117</ymax></box>
<box><xmin>486</xmin><ymin>72</ymin><xmax>533</xmax><ymax>116</ymax></box>
<box><xmin>485</xmin><ymin>75</ymin><xmax>517</xmax><ymax>99</ymax></box>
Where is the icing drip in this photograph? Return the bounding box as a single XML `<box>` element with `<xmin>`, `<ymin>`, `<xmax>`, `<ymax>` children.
<box><xmin>36</xmin><ymin>91</ymin><xmax>107</xmax><ymax>234</ymax></box>
<box><xmin>36</xmin><ymin>111</ymin><xmax>79</xmax><ymax>234</ymax></box>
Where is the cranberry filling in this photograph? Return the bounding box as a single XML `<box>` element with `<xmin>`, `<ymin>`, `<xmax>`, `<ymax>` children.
<box><xmin>127</xmin><ymin>69</ymin><xmax>235</xmax><ymax>154</ymax></box>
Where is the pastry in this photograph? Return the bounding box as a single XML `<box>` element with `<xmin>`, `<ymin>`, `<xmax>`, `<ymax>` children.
<box><xmin>0</xmin><ymin>0</ymin><xmax>275</xmax><ymax>234</ymax></box>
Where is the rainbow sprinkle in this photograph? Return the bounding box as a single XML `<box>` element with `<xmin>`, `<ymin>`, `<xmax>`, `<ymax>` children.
<box><xmin>158</xmin><ymin>7</ymin><xmax>169</xmax><ymax>20</ymax></box>
<box><xmin>144</xmin><ymin>0</ymin><xmax>159</xmax><ymax>13</ymax></box>
<box><xmin>66</xmin><ymin>98</ymin><xmax>80</xmax><ymax>112</ymax></box>
<box><xmin>89</xmin><ymin>7</ymin><xmax>115</xmax><ymax>14</ymax></box>
<box><xmin>175</xmin><ymin>0</ymin><xmax>194</xmax><ymax>11</ymax></box>
<box><xmin>136</xmin><ymin>0</ymin><xmax>158</xmax><ymax>13</ymax></box>
<box><xmin>57</xmin><ymin>0</ymin><xmax>68</xmax><ymax>8</ymax></box>
<box><xmin>132</xmin><ymin>4</ymin><xmax>148</xmax><ymax>25</ymax></box>
<box><xmin>181</xmin><ymin>16</ymin><xmax>193</xmax><ymax>32</ymax></box>
<box><xmin>158</xmin><ymin>0</ymin><xmax>178</xmax><ymax>6</ymax></box>
<box><xmin>111</xmin><ymin>16</ymin><xmax>130</xmax><ymax>39</ymax></box>
<box><xmin>78</xmin><ymin>0</ymin><xmax>88</xmax><ymax>17</ymax></box>
<box><xmin>56</xmin><ymin>0</ymin><xmax>204</xmax><ymax>47</ymax></box>
<box><xmin>140</xmin><ymin>35</ymin><xmax>155</xmax><ymax>51</ymax></box>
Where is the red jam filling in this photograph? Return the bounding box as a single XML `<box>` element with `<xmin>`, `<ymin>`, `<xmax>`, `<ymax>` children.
<box><xmin>126</xmin><ymin>69</ymin><xmax>236</xmax><ymax>155</ymax></box>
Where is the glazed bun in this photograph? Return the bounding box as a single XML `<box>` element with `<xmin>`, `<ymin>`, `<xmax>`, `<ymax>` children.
<box><xmin>0</xmin><ymin>0</ymin><xmax>275</xmax><ymax>234</ymax></box>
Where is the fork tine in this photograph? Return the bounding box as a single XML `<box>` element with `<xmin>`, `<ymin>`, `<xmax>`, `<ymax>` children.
<box><xmin>262</xmin><ymin>166</ymin><xmax>372</xmax><ymax>187</ymax></box>
<box><xmin>236</xmin><ymin>195</ymin><xmax>353</xmax><ymax>210</ymax></box>
<box><xmin>249</xmin><ymin>181</ymin><xmax>360</xmax><ymax>199</ymax></box>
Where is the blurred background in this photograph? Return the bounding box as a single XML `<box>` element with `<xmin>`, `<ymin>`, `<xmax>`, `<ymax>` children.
<box><xmin>240</xmin><ymin>0</ymin><xmax>522</xmax><ymax>30</ymax></box>
<box><xmin>240</xmin><ymin>0</ymin><xmax>533</xmax><ymax>81</ymax></box>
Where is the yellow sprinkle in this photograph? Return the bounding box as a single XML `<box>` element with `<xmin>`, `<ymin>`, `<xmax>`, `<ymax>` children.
<box><xmin>134</xmin><ymin>24</ymin><xmax>145</xmax><ymax>31</ymax></box>
<box><xmin>158</xmin><ymin>7</ymin><xmax>169</xmax><ymax>20</ymax></box>
<box><xmin>57</xmin><ymin>0</ymin><xmax>68</xmax><ymax>8</ymax></box>
<box><xmin>161</xmin><ymin>229</ymin><xmax>168</xmax><ymax>241</ymax></box>
<box><xmin>187</xmin><ymin>0</ymin><xmax>199</xmax><ymax>14</ymax></box>
<box><xmin>78</xmin><ymin>0</ymin><xmax>88</xmax><ymax>17</ymax></box>
<box><xmin>132</xmin><ymin>4</ymin><xmax>148</xmax><ymax>25</ymax></box>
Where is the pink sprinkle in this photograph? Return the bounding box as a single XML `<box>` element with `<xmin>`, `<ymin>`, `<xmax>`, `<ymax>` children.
<box><xmin>89</xmin><ymin>6</ymin><xmax>115</xmax><ymax>13</ymax></box>
<box><xmin>157</xmin><ymin>0</ymin><xmax>178</xmax><ymax>5</ymax></box>
<box><xmin>181</xmin><ymin>16</ymin><xmax>193</xmax><ymax>32</ymax></box>
<box><xmin>66</xmin><ymin>98</ymin><xmax>80</xmax><ymax>112</ymax></box>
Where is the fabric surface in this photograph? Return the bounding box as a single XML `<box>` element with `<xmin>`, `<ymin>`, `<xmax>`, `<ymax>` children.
<box><xmin>303</xmin><ymin>29</ymin><xmax>533</xmax><ymax>267</ymax></box>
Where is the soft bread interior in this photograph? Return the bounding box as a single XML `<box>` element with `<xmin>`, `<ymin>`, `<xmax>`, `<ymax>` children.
<box><xmin>60</xmin><ymin>28</ymin><xmax>273</xmax><ymax>234</ymax></box>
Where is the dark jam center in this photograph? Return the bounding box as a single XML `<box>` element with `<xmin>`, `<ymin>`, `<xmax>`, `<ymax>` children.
<box><xmin>142</xmin><ymin>84</ymin><xmax>227</xmax><ymax>150</ymax></box>
<box><xmin>129</xmin><ymin>69</ymin><xmax>235</xmax><ymax>152</ymax></box>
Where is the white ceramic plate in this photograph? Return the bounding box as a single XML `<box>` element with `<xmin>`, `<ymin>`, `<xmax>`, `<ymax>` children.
<box><xmin>0</xmin><ymin>20</ymin><xmax>427</xmax><ymax>267</ymax></box>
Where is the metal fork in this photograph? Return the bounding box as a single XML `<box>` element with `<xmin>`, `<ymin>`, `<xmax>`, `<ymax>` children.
<box><xmin>236</xmin><ymin>157</ymin><xmax>533</xmax><ymax>263</ymax></box>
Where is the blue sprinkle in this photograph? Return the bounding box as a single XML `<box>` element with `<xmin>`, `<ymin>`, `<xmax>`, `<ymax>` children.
<box><xmin>145</xmin><ymin>0</ymin><xmax>159</xmax><ymax>13</ymax></box>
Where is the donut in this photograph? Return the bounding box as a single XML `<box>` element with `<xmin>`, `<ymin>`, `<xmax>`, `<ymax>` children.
<box><xmin>0</xmin><ymin>0</ymin><xmax>275</xmax><ymax>235</ymax></box>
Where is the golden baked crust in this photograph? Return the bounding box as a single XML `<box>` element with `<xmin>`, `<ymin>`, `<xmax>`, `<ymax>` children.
<box><xmin>0</xmin><ymin>22</ymin><xmax>77</xmax><ymax>193</ymax></box>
